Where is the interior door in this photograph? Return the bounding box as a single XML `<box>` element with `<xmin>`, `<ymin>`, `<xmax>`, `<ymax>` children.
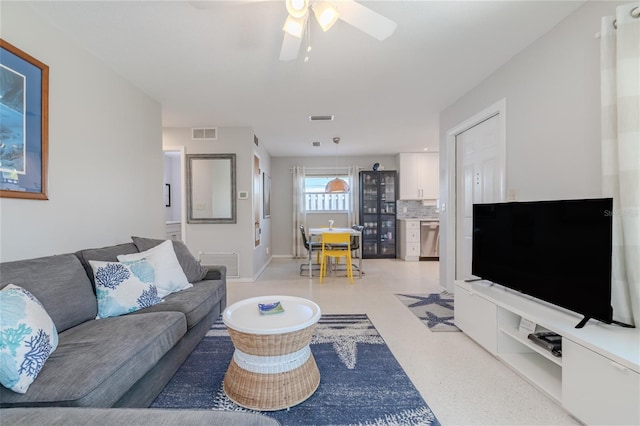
<box><xmin>455</xmin><ymin>114</ymin><xmax>501</xmax><ymax>280</ymax></box>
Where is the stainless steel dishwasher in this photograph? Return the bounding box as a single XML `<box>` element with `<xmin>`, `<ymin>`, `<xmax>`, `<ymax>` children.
<box><xmin>420</xmin><ymin>221</ymin><xmax>439</xmax><ymax>259</ymax></box>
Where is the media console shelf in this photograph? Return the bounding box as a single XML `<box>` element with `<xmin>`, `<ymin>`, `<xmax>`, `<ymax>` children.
<box><xmin>454</xmin><ymin>280</ymin><xmax>640</xmax><ymax>425</ymax></box>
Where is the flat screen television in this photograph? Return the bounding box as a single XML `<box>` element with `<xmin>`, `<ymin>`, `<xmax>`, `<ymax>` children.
<box><xmin>472</xmin><ymin>198</ymin><xmax>613</xmax><ymax>328</ymax></box>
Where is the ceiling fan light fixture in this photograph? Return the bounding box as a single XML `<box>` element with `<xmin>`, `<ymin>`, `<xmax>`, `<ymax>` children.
<box><xmin>313</xmin><ymin>2</ymin><xmax>340</xmax><ymax>32</ymax></box>
<box><xmin>286</xmin><ymin>0</ymin><xmax>309</xmax><ymax>19</ymax></box>
<box><xmin>283</xmin><ymin>14</ymin><xmax>306</xmax><ymax>38</ymax></box>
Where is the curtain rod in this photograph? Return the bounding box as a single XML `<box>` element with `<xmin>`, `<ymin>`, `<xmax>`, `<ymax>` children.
<box><xmin>288</xmin><ymin>166</ymin><xmax>363</xmax><ymax>171</ymax></box>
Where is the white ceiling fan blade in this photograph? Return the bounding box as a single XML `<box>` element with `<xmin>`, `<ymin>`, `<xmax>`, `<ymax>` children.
<box><xmin>337</xmin><ymin>0</ymin><xmax>397</xmax><ymax>41</ymax></box>
<box><xmin>279</xmin><ymin>30</ymin><xmax>304</xmax><ymax>61</ymax></box>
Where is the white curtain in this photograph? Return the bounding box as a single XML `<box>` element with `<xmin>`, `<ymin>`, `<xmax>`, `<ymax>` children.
<box><xmin>292</xmin><ymin>166</ymin><xmax>306</xmax><ymax>258</ymax></box>
<box><xmin>347</xmin><ymin>165</ymin><xmax>361</xmax><ymax>226</ymax></box>
<box><xmin>600</xmin><ymin>2</ymin><xmax>639</xmax><ymax>326</ymax></box>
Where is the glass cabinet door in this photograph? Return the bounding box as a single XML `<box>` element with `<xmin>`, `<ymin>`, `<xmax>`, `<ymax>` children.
<box><xmin>361</xmin><ymin>172</ymin><xmax>379</xmax><ymax>256</ymax></box>
<box><xmin>359</xmin><ymin>171</ymin><xmax>397</xmax><ymax>259</ymax></box>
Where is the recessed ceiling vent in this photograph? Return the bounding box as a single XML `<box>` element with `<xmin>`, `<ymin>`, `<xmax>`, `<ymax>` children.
<box><xmin>312</xmin><ymin>141</ymin><xmax>321</xmax><ymax>147</ymax></box>
<box><xmin>309</xmin><ymin>115</ymin><xmax>334</xmax><ymax>121</ymax></box>
<box><xmin>192</xmin><ymin>127</ymin><xmax>217</xmax><ymax>140</ymax></box>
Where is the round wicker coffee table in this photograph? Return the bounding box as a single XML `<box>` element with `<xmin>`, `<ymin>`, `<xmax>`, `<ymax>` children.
<box><xmin>222</xmin><ymin>295</ymin><xmax>322</xmax><ymax>411</ymax></box>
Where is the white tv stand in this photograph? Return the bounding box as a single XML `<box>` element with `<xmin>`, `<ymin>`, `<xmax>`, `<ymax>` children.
<box><xmin>454</xmin><ymin>280</ymin><xmax>640</xmax><ymax>425</ymax></box>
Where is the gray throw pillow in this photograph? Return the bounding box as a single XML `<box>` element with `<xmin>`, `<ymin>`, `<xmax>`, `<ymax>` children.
<box><xmin>131</xmin><ymin>236</ymin><xmax>208</xmax><ymax>283</ymax></box>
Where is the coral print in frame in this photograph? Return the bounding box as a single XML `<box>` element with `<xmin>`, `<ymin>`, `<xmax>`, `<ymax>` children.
<box><xmin>0</xmin><ymin>39</ymin><xmax>49</xmax><ymax>200</ymax></box>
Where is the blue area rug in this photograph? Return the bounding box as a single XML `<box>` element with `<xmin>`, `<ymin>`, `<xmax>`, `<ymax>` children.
<box><xmin>151</xmin><ymin>314</ymin><xmax>440</xmax><ymax>425</ymax></box>
<box><xmin>396</xmin><ymin>293</ymin><xmax>460</xmax><ymax>332</ymax></box>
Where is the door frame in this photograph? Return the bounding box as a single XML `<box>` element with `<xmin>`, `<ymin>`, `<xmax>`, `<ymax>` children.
<box><xmin>163</xmin><ymin>146</ymin><xmax>187</xmax><ymax>244</ymax></box>
<box><xmin>443</xmin><ymin>98</ymin><xmax>507</xmax><ymax>293</ymax></box>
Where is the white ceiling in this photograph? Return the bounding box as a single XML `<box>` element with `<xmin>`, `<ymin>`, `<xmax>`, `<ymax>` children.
<box><xmin>27</xmin><ymin>0</ymin><xmax>585</xmax><ymax>157</ymax></box>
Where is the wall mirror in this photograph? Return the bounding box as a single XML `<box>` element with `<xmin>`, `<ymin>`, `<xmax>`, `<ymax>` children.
<box><xmin>187</xmin><ymin>153</ymin><xmax>236</xmax><ymax>224</ymax></box>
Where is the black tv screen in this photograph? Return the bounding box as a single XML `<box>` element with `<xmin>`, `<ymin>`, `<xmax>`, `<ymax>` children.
<box><xmin>472</xmin><ymin>198</ymin><xmax>613</xmax><ymax>327</ymax></box>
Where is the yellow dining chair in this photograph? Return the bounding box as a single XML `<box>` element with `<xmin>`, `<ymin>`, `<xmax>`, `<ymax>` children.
<box><xmin>319</xmin><ymin>232</ymin><xmax>354</xmax><ymax>284</ymax></box>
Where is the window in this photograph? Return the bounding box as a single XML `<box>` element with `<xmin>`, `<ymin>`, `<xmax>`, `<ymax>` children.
<box><xmin>304</xmin><ymin>175</ymin><xmax>350</xmax><ymax>212</ymax></box>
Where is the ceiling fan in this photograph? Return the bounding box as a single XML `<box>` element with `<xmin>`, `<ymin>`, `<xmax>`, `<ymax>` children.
<box><xmin>279</xmin><ymin>0</ymin><xmax>397</xmax><ymax>61</ymax></box>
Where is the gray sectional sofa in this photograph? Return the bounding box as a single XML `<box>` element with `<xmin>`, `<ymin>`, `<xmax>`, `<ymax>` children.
<box><xmin>1</xmin><ymin>407</ymin><xmax>279</xmax><ymax>425</ymax></box>
<box><xmin>0</xmin><ymin>238</ymin><xmax>226</xmax><ymax>408</ymax></box>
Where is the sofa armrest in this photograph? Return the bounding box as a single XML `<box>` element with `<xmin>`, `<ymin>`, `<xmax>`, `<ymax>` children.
<box><xmin>203</xmin><ymin>265</ymin><xmax>226</xmax><ymax>281</ymax></box>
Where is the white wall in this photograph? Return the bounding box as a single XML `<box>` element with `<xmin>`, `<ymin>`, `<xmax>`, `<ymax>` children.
<box><xmin>0</xmin><ymin>2</ymin><xmax>164</xmax><ymax>262</ymax></box>
<box><xmin>271</xmin><ymin>155</ymin><xmax>397</xmax><ymax>256</ymax></box>
<box><xmin>162</xmin><ymin>127</ymin><xmax>272</xmax><ymax>281</ymax></box>
<box><xmin>163</xmin><ymin>153</ymin><xmax>182</xmax><ymax>222</ymax></box>
<box><xmin>438</xmin><ymin>1</ymin><xmax>624</xmax><ymax>292</ymax></box>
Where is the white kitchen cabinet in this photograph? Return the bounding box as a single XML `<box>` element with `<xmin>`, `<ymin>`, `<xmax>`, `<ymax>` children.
<box><xmin>398</xmin><ymin>153</ymin><xmax>439</xmax><ymax>200</ymax></box>
<box><xmin>398</xmin><ymin>220</ymin><xmax>421</xmax><ymax>261</ymax></box>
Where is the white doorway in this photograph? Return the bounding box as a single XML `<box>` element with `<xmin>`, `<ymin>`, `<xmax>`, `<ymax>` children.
<box><xmin>444</xmin><ymin>99</ymin><xmax>506</xmax><ymax>292</ymax></box>
<box><xmin>163</xmin><ymin>146</ymin><xmax>186</xmax><ymax>243</ymax></box>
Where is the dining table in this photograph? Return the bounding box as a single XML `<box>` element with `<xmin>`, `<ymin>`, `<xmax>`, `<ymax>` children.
<box><xmin>307</xmin><ymin>227</ymin><xmax>363</xmax><ymax>280</ymax></box>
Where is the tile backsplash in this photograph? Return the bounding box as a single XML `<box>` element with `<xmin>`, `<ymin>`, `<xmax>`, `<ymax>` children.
<box><xmin>397</xmin><ymin>200</ymin><xmax>439</xmax><ymax>219</ymax></box>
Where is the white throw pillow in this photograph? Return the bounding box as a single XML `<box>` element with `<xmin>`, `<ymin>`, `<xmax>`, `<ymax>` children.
<box><xmin>117</xmin><ymin>240</ymin><xmax>192</xmax><ymax>298</ymax></box>
<box><xmin>0</xmin><ymin>284</ymin><xmax>59</xmax><ymax>394</ymax></box>
<box><xmin>89</xmin><ymin>259</ymin><xmax>164</xmax><ymax>319</ymax></box>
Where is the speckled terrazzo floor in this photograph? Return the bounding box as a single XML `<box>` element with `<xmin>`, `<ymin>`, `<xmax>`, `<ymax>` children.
<box><xmin>228</xmin><ymin>258</ymin><xmax>579</xmax><ymax>426</ymax></box>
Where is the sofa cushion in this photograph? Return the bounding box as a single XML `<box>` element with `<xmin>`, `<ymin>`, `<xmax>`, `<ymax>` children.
<box><xmin>0</xmin><ymin>311</ymin><xmax>187</xmax><ymax>407</ymax></box>
<box><xmin>0</xmin><ymin>254</ymin><xmax>97</xmax><ymax>333</ymax></box>
<box><xmin>0</xmin><ymin>285</ymin><xmax>59</xmax><ymax>394</ymax></box>
<box><xmin>89</xmin><ymin>260</ymin><xmax>164</xmax><ymax>319</ymax></box>
<box><xmin>75</xmin><ymin>243</ymin><xmax>140</xmax><ymax>288</ymax></box>
<box><xmin>133</xmin><ymin>279</ymin><xmax>225</xmax><ymax>329</ymax></box>
<box><xmin>118</xmin><ymin>240</ymin><xmax>192</xmax><ymax>298</ymax></box>
<box><xmin>1</xmin><ymin>407</ymin><xmax>281</xmax><ymax>425</ymax></box>
<box><xmin>131</xmin><ymin>236</ymin><xmax>208</xmax><ymax>283</ymax></box>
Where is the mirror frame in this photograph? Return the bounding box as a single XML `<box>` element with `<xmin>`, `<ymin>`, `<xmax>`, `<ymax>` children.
<box><xmin>186</xmin><ymin>153</ymin><xmax>236</xmax><ymax>224</ymax></box>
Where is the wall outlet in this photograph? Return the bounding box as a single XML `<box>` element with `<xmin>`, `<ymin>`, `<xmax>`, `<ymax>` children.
<box><xmin>507</xmin><ymin>189</ymin><xmax>518</xmax><ymax>201</ymax></box>
<box><xmin>195</xmin><ymin>203</ymin><xmax>206</xmax><ymax>210</ymax></box>
<box><xmin>265</xmin><ymin>247</ymin><xmax>269</xmax><ymax>255</ymax></box>
<box><xmin>403</xmin><ymin>207</ymin><xmax>408</xmax><ymax>213</ymax></box>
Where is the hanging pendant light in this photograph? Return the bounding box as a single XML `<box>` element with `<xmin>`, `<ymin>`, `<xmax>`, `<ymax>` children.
<box><xmin>325</xmin><ymin>177</ymin><xmax>350</xmax><ymax>193</ymax></box>
<box><xmin>325</xmin><ymin>137</ymin><xmax>350</xmax><ymax>193</ymax></box>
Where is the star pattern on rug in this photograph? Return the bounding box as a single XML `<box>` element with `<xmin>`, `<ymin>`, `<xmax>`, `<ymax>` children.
<box><xmin>396</xmin><ymin>293</ymin><xmax>459</xmax><ymax>331</ymax></box>
<box><xmin>312</xmin><ymin>320</ymin><xmax>385</xmax><ymax>369</ymax></box>
<box><xmin>398</xmin><ymin>293</ymin><xmax>454</xmax><ymax>310</ymax></box>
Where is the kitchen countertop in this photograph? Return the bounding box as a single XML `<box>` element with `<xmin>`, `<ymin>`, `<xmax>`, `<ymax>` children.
<box><xmin>397</xmin><ymin>217</ymin><xmax>439</xmax><ymax>221</ymax></box>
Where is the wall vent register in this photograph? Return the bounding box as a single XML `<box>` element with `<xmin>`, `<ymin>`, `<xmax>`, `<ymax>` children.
<box><xmin>192</xmin><ymin>127</ymin><xmax>217</xmax><ymax>140</ymax></box>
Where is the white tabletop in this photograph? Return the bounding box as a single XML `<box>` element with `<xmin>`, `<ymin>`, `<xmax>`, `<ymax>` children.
<box><xmin>308</xmin><ymin>227</ymin><xmax>360</xmax><ymax>235</ymax></box>
<box><xmin>222</xmin><ymin>295</ymin><xmax>321</xmax><ymax>335</ymax></box>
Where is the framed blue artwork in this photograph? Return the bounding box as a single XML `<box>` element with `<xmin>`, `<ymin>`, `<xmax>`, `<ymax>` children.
<box><xmin>0</xmin><ymin>39</ymin><xmax>49</xmax><ymax>200</ymax></box>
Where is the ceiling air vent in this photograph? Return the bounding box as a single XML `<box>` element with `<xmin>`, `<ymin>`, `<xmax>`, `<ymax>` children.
<box><xmin>192</xmin><ymin>127</ymin><xmax>217</xmax><ymax>140</ymax></box>
<box><xmin>309</xmin><ymin>115</ymin><xmax>334</xmax><ymax>121</ymax></box>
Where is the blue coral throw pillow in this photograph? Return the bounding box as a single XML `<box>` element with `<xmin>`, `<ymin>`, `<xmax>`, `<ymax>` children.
<box><xmin>0</xmin><ymin>284</ymin><xmax>59</xmax><ymax>394</ymax></box>
<box><xmin>89</xmin><ymin>259</ymin><xmax>163</xmax><ymax>319</ymax></box>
